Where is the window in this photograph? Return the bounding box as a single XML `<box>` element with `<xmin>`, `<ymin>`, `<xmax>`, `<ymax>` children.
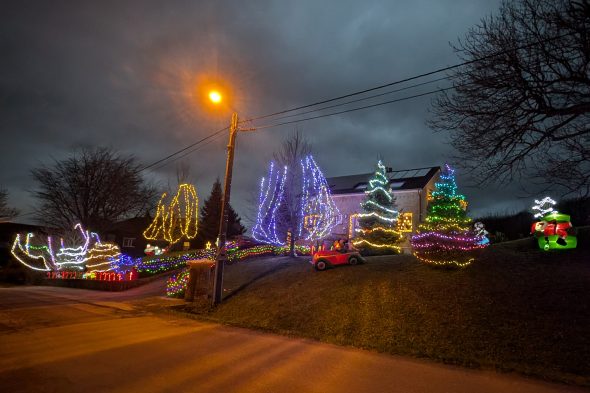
<box><xmin>348</xmin><ymin>213</ymin><xmax>360</xmax><ymax>238</ymax></box>
<box><xmin>397</xmin><ymin>213</ymin><xmax>413</xmax><ymax>232</ymax></box>
<box><xmin>122</xmin><ymin>237</ymin><xmax>135</xmax><ymax>248</ymax></box>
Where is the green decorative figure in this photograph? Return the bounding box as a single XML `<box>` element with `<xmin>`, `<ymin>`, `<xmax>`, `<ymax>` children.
<box><xmin>531</xmin><ymin>197</ymin><xmax>577</xmax><ymax>251</ymax></box>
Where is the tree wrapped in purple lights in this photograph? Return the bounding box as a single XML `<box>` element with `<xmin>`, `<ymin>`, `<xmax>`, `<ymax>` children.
<box><xmin>410</xmin><ymin>164</ymin><xmax>486</xmax><ymax>268</ymax></box>
<box><xmin>252</xmin><ymin>155</ymin><xmax>339</xmax><ymax>252</ymax></box>
<box><xmin>252</xmin><ymin>162</ymin><xmax>288</xmax><ymax>246</ymax></box>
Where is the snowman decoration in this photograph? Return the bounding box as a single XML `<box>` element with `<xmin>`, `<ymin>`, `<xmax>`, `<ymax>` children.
<box><xmin>473</xmin><ymin>222</ymin><xmax>489</xmax><ymax>245</ymax></box>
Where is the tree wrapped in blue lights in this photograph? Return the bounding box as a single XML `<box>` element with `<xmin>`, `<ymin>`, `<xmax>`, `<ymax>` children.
<box><xmin>410</xmin><ymin>164</ymin><xmax>486</xmax><ymax>268</ymax></box>
<box><xmin>252</xmin><ymin>155</ymin><xmax>339</xmax><ymax>253</ymax></box>
<box><xmin>352</xmin><ymin>160</ymin><xmax>402</xmax><ymax>254</ymax></box>
<box><xmin>252</xmin><ymin>162</ymin><xmax>288</xmax><ymax>246</ymax></box>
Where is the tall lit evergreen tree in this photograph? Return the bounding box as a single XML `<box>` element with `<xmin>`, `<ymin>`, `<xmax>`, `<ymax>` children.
<box><xmin>352</xmin><ymin>160</ymin><xmax>402</xmax><ymax>255</ymax></box>
<box><xmin>196</xmin><ymin>178</ymin><xmax>245</xmax><ymax>248</ymax></box>
<box><xmin>411</xmin><ymin>164</ymin><xmax>486</xmax><ymax>268</ymax></box>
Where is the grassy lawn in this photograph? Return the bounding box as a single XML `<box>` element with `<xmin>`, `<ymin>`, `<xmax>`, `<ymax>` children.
<box><xmin>179</xmin><ymin>232</ymin><xmax>590</xmax><ymax>386</ymax></box>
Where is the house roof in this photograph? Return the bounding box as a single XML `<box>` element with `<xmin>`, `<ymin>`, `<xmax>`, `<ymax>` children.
<box><xmin>327</xmin><ymin>166</ymin><xmax>440</xmax><ymax>195</ymax></box>
<box><xmin>107</xmin><ymin>216</ymin><xmax>152</xmax><ymax>235</ymax></box>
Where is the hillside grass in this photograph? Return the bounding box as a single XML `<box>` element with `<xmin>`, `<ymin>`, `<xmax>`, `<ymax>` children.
<box><xmin>177</xmin><ymin>231</ymin><xmax>590</xmax><ymax>386</ymax></box>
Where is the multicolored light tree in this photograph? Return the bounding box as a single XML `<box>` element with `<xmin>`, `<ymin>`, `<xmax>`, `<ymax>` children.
<box><xmin>143</xmin><ymin>183</ymin><xmax>198</xmax><ymax>246</ymax></box>
<box><xmin>252</xmin><ymin>155</ymin><xmax>339</xmax><ymax>247</ymax></box>
<box><xmin>411</xmin><ymin>164</ymin><xmax>486</xmax><ymax>267</ymax></box>
<box><xmin>352</xmin><ymin>160</ymin><xmax>402</xmax><ymax>254</ymax></box>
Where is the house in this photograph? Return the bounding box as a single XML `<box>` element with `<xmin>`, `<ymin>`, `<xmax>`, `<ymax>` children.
<box><xmin>326</xmin><ymin>166</ymin><xmax>441</xmax><ymax>248</ymax></box>
<box><xmin>104</xmin><ymin>217</ymin><xmax>153</xmax><ymax>258</ymax></box>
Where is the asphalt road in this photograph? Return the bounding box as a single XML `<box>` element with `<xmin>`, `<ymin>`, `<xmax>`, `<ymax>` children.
<box><xmin>0</xmin><ymin>284</ymin><xmax>586</xmax><ymax>393</ymax></box>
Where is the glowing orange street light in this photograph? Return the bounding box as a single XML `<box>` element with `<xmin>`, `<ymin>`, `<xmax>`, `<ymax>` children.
<box><xmin>208</xmin><ymin>90</ymin><xmax>222</xmax><ymax>104</ymax></box>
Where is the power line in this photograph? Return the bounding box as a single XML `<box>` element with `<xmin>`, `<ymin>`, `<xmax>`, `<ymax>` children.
<box><xmin>140</xmin><ymin>126</ymin><xmax>228</xmax><ymax>172</ymax></box>
<box><xmin>149</xmin><ymin>132</ymin><xmax>227</xmax><ymax>172</ymax></box>
<box><xmin>253</xmin><ymin>84</ymin><xmax>462</xmax><ymax>131</ymax></box>
<box><xmin>240</xmin><ymin>31</ymin><xmax>573</xmax><ymax>123</ymax></box>
<box><xmin>259</xmin><ymin>76</ymin><xmax>450</xmax><ymax>123</ymax></box>
<box><xmin>139</xmin><ymin>31</ymin><xmax>574</xmax><ymax>172</ymax></box>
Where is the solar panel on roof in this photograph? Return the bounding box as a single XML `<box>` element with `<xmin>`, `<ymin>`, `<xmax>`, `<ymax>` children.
<box><xmin>390</xmin><ymin>170</ymin><xmax>408</xmax><ymax>180</ymax></box>
<box><xmin>407</xmin><ymin>169</ymin><xmax>421</xmax><ymax>178</ymax></box>
<box><xmin>414</xmin><ymin>168</ymin><xmax>431</xmax><ymax>177</ymax></box>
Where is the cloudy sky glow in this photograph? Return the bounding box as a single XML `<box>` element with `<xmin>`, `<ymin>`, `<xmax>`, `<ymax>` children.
<box><xmin>3</xmin><ymin>0</ymin><xmax>540</xmax><ymax>227</ymax></box>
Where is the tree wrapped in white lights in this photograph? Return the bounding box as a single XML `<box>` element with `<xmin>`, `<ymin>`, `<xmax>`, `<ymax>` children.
<box><xmin>352</xmin><ymin>160</ymin><xmax>402</xmax><ymax>254</ymax></box>
<box><xmin>298</xmin><ymin>156</ymin><xmax>340</xmax><ymax>241</ymax></box>
<box><xmin>252</xmin><ymin>155</ymin><xmax>339</xmax><ymax>248</ymax></box>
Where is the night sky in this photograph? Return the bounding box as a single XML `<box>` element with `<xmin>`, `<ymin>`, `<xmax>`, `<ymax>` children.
<box><xmin>2</xmin><ymin>0</ymin><xmax>539</xmax><ymax>227</ymax></box>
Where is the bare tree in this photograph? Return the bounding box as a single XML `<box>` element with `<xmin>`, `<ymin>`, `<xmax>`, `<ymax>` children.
<box><xmin>429</xmin><ymin>0</ymin><xmax>590</xmax><ymax>195</ymax></box>
<box><xmin>30</xmin><ymin>147</ymin><xmax>158</xmax><ymax>232</ymax></box>
<box><xmin>0</xmin><ymin>188</ymin><xmax>19</xmax><ymax>222</ymax></box>
<box><xmin>273</xmin><ymin>130</ymin><xmax>312</xmax><ymax>256</ymax></box>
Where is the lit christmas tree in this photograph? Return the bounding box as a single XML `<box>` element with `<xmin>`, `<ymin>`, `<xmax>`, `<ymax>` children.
<box><xmin>252</xmin><ymin>155</ymin><xmax>339</xmax><ymax>247</ymax></box>
<box><xmin>352</xmin><ymin>160</ymin><xmax>402</xmax><ymax>254</ymax></box>
<box><xmin>411</xmin><ymin>164</ymin><xmax>486</xmax><ymax>268</ymax></box>
<box><xmin>252</xmin><ymin>161</ymin><xmax>288</xmax><ymax>246</ymax></box>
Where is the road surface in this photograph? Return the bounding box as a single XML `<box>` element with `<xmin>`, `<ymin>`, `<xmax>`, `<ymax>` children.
<box><xmin>0</xmin><ymin>284</ymin><xmax>586</xmax><ymax>393</ymax></box>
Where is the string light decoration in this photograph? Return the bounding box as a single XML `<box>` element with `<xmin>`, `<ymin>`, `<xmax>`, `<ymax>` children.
<box><xmin>165</xmin><ymin>243</ymin><xmax>311</xmax><ymax>297</ymax></box>
<box><xmin>352</xmin><ymin>160</ymin><xmax>402</xmax><ymax>254</ymax></box>
<box><xmin>11</xmin><ymin>223</ymin><xmax>125</xmax><ymax>274</ymax></box>
<box><xmin>252</xmin><ymin>155</ymin><xmax>339</xmax><ymax>246</ymax></box>
<box><xmin>532</xmin><ymin>196</ymin><xmax>557</xmax><ymax>219</ymax></box>
<box><xmin>297</xmin><ymin>155</ymin><xmax>340</xmax><ymax>241</ymax></box>
<box><xmin>143</xmin><ymin>183</ymin><xmax>199</xmax><ymax>245</ymax></box>
<box><xmin>252</xmin><ymin>162</ymin><xmax>288</xmax><ymax>246</ymax></box>
<box><xmin>11</xmin><ymin>233</ymin><xmax>55</xmax><ymax>271</ymax></box>
<box><xmin>410</xmin><ymin>164</ymin><xmax>486</xmax><ymax>268</ymax></box>
<box><xmin>86</xmin><ymin>242</ymin><xmax>121</xmax><ymax>272</ymax></box>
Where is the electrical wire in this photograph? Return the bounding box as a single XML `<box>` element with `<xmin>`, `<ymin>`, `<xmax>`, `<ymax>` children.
<box><xmin>139</xmin><ymin>31</ymin><xmax>575</xmax><ymax>172</ymax></box>
<box><xmin>239</xmin><ymin>31</ymin><xmax>574</xmax><ymax>123</ymax></box>
<box><xmin>140</xmin><ymin>126</ymin><xmax>228</xmax><ymax>171</ymax></box>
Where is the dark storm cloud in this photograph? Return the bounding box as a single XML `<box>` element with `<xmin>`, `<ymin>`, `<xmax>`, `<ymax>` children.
<box><xmin>2</xmin><ymin>0</ymin><xmax>533</xmax><ymax>226</ymax></box>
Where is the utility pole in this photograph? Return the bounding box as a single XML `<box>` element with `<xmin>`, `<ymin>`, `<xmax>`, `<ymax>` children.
<box><xmin>212</xmin><ymin>112</ymin><xmax>239</xmax><ymax>305</ymax></box>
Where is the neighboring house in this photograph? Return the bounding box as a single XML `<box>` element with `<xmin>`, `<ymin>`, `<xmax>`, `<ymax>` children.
<box><xmin>325</xmin><ymin>166</ymin><xmax>441</xmax><ymax>249</ymax></box>
<box><xmin>104</xmin><ymin>217</ymin><xmax>153</xmax><ymax>258</ymax></box>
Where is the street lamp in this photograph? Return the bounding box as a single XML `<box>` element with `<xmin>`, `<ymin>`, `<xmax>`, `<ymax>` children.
<box><xmin>208</xmin><ymin>89</ymin><xmax>238</xmax><ymax>305</ymax></box>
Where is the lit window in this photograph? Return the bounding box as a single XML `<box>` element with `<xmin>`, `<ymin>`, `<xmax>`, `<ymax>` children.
<box><xmin>348</xmin><ymin>214</ymin><xmax>360</xmax><ymax>238</ymax></box>
<box><xmin>398</xmin><ymin>213</ymin><xmax>413</xmax><ymax>232</ymax></box>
